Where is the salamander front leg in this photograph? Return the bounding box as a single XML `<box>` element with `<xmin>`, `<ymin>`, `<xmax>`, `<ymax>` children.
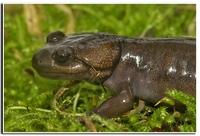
<box><xmin>93</xmin><ymin>89</ymin><xmax>134</xmax><ymax>118</ymax></box>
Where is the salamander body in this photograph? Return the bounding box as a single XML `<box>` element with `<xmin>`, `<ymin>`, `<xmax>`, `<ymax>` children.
<box><xmin>32</xmin><ymin>31</ymin><xmax>196</xmax><ymax>118</ymax></box>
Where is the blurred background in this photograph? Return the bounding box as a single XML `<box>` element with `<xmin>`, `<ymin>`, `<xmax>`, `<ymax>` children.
<box><xmin>4</xmin><ymin>4</ymin><xmax>196</xmax><ymax>132</ymax></box>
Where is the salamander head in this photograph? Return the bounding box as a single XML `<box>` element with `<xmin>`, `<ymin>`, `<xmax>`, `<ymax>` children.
<box><xmin>32</xmin><ymin>31</ymin><xmax>121</xmax><ymax>83</ymax></box>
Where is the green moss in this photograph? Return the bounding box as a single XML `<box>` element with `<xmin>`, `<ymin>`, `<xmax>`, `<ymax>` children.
<box><xmin>4</xmin><ymin>4</ymin><xmax>196</xmax><ymax>132</ymax></box>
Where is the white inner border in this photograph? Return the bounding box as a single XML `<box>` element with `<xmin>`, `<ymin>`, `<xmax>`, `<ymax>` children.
<box><xmin>2</xmin><ymin>1</ymin><xmax>199</xmax><ymax>136</ymax></box>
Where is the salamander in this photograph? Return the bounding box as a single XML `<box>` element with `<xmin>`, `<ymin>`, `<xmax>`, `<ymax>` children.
<box><xmin>32</xmin><ymin>31</ymin><xmax>196</xmax><ymax>118</ymax></box>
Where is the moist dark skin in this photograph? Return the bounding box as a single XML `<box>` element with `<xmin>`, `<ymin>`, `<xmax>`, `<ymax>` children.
<box><xmin>32</xmin><ymin>31</ymin><xmax>196</xmax><ymax>118</ymax></box>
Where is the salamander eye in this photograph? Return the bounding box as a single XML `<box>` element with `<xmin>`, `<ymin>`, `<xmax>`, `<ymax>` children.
<box><xmin>46</xmin><ymin>31</ymin><xmax>65</xmax><ymax>43</ymax></box>
<box><xmin>53</xmin><ymin>47</ymin><xmax>75</xmax><ymax>66</ymax></box>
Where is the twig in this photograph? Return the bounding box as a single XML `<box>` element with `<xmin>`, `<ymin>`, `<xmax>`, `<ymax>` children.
<box><xmin>80</xmin><ymin>116</ymin><xmax>97</xmax><ymax>132</ymax></box>
<box><xmin>52</xmin><ymin>80</ymin><xmax>81</xmax><ymax>117</ymax></box>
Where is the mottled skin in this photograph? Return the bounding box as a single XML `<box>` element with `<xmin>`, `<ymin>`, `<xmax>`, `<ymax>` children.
<box><xmin>32</xmin><ymin>31</ymin><xmax>196</xmax><ymax>118</ymax></box>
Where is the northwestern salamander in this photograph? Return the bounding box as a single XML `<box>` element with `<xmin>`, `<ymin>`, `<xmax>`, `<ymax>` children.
<box><xmin>32</xmin><ymin>31</ymin><xmax>196</xmax><ymax>118</ymax></box>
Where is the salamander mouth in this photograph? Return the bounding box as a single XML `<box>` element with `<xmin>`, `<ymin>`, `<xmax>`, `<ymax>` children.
<box><xmin>35</xmin><ymin>70</ymin><xmax>71</xmax><ymax>79</ymax></box>
<box><xmin>35</xmin><ymin>69</ymin><xmax>90</xmax><ymax>80</ymax></box>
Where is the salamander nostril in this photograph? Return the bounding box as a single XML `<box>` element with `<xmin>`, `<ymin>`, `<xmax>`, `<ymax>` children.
<box><xmin>38</xmin><ymin>59</ymin><xmax>43</xmax><ymax>64</ymax></box>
